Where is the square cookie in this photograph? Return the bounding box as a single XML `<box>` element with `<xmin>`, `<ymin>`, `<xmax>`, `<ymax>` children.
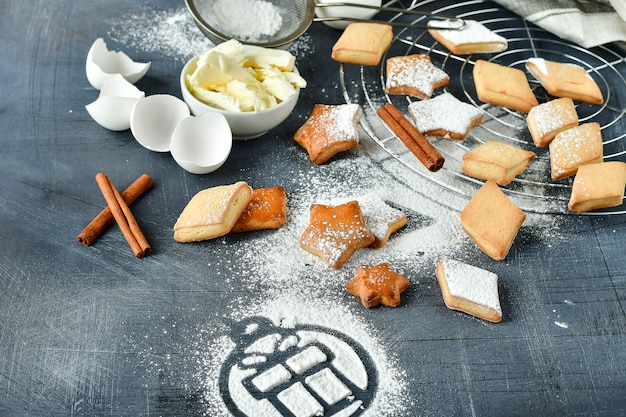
<box><xmin>473</xmin><ymin>59</ymin><xmax>538</xmax><ymax>113</ymax></box>
<box><xmin>460</xmin><ymin>180</ymin><xmax>526</xmax><ymax>261</ymax></box>
<box><xmin>568</xmin><ymin>161</ymin><xmax>626</xmax><ymax>212</ymax></box>
<box><xmin>331</xmin><ymin>22</ymin><xmax>393</xmax><ymax>66</ymax></box>
<box><xmin>549</xmin><ymin>122</ymin><xmax>603</xmax><ymax>181</ymax></box>
<box><xmin>526</xmin><ymin>58</ymin><xmax>603</xmax><ymax>105</ymax></box>
<box><xmin>461</xmin><ymin>140</ymin><xmax>536</xmax><ymax>186</ymax></box>
<box><xmin>527</xmin><ymin>97</ymin><xmax>579</xmax><ymax>148</ymax></box>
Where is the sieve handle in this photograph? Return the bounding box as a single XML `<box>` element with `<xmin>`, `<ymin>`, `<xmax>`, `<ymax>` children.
<box><xmin>314</xmin><ymin>1</ymin><xmax>466</xmax><ymax>30</ymax></box>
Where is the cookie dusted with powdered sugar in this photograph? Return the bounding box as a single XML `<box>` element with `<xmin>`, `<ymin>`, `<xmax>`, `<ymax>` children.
<box><xmin>174</xmin><ymin>181</ymin><xmax>253</xmax><ymax>242</ymax></box>
<box><xmin>428</xmin><ymin>19</ymin><xmax>508</xmax><ymax>55</ymax></box>
<box><xmin>354</xmin><ymin>193</ymin><xmax>407</xmax><ymax>248</ymax></box>
<box><xmin>299</xmin><ymin>200</ymin><xmax>374</xmax><ymax>269</ymax></box>
<box><xmin>294</xmin><ymin>103</ymin><xmax>362</xmax><ymax>165</ymax></box>
<box><xmin>549</xmin><ymin>122</ymin><xmax>603</xmax><ymax>181</ymax></box>
<box><xmin>408</xmin><ymin>92</ymin><xmax>484</xmax><ymax>140</ymax></box>
<box><xmin>436</xmin><ymin>259</ymin><xmax>502</xmax><ymax>322</ymax></box>
<box><xmin>385</xmin><ymin>54</ymin><xmax>449</xmax><ymax>100</ymax></box>
<box><xmin>527</xmin><ymin>97</ymin><xmax>579</xmax><ymax>148</ymax></box>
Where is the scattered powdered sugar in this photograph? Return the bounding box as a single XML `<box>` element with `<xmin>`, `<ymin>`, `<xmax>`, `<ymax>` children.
<box><xmin>222</xmin><ymin>293</ymin><xmax>411</xmax><ymax>417</ymax></box>
<box><xmin>105</xmin><ymin>7</ymin><xmax>573</xmax><ymax>415</ymax></box>
<box><xmin>187</xmin><ymin>150</ymin><xmax>468</xmax><ymax>416</ymax></box>
<box><xmin>107</xmin><ymin>7</ymin><xmax>215</xmax><ymax>62</ymax></box>
<box><xmin>213</xmin><ymin>0</ymin><xmax>282</xmax><ymax>42</ymax></box>
<box><xmin>108</xmin><ymin>6</ymin><xmax>315</xmax><ymax>64</ymax></box>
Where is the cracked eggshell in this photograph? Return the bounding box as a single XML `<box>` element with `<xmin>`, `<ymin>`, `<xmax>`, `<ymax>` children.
<box><xmin>86</xmin><ymin>38</ymin><xmax>151</xmax><ymax>90</ymax></box>
<box><xmin>85</xmin><ymin>74</ymin><xmax>145</xmax><ymax>131</ymax></box>
<box><xmin>170</xmin><ymin>113</ymin><xmax>232</xmax><ymax>174</ymax></box>
<box><xmin>130</xmin><ymin>94</ymin><xmax>190</xmax><ymax>152</ymax></box>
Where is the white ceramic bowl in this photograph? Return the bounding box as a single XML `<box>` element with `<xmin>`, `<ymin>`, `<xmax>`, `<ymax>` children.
<box><xmin>170</xmin><ymin>113</ymin><xmax>232</xmax><ymax>175</ymax></box>
<box><xmin>314</xmin><ymin>0</ymin><xmax>382</xmax><ymax>29</ymax></box>
<box><xmin>180</xmin><ymin>55</ymin><xmax>300</xmax><ymax>140</ymax></box>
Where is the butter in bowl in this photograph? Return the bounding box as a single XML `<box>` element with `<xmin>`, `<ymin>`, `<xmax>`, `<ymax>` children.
<box><xmin>180</xmin><ymin>39</ymin><xmax>307</xmax><ymax>139</ymax></box>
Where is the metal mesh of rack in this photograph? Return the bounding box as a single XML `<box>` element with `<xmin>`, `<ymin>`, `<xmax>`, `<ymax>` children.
<box><xmin>341</xmin><ymin>0</ymin><xmax>626</xmax><ymax>214</ymax></box>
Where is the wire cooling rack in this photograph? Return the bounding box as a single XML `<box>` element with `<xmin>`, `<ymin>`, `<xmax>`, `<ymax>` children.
<box><xmin>340</xmin><ymin>0</ymin><xmax>626</xmax><ymax>214</ymax></box>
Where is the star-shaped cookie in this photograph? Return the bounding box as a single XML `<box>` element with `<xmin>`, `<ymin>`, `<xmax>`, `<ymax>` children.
<box><xmin>299</xmin><ymin>200</ymin><xmax>374</xmax><ymax>269</ymax></box>
<box><xmin>346</xmin><ymin>263</ymin><xmax>410</xmax><ymax>308</ymax></box>
<box><xmin>294</xmin><ymin>103</ymin><xmax>362</xmax><ymax>165</ymax></box>
<box><xmin>355</xmin><ymin>193</ymin><xmax>407</xmax><ymax>248</ymax></box>
<box><xmin>385</xmin><ymin>54</ymin><xmax>449</xmax><ymax>99</ymax></box>
<box><xmin>408</xmin><ymin>92</ymin><xmax>484</xmax><ymax>140</ymax></box>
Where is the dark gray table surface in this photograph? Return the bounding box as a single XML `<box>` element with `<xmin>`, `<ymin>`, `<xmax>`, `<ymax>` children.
<box><xmin>1</xmin><ymin>0</ymin><xmax>625</xmax><ymax>416</ymax></box>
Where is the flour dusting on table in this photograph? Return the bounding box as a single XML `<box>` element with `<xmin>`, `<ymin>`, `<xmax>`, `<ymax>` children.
<box><xmin>107</xmin><ymin>7</ymin><xmax>570</xmax><ymax>416</ymax></box>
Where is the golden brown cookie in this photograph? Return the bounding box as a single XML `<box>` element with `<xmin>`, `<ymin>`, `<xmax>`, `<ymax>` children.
<box><xmin>331</xmin><ymin>22</ymin><xmax>393</xmax><ymax>66</ymax></box>
<box><xmin>385</xmin><ymin>54</ymin><xmax>450</xmax><ymax>99</ymax></box>
<box><xmin>299</xmin><ymin>200</ymin><xmax>375</xmax><ymax>269</ymax></box>
<box><xmin>230</xmin><ymin>186</ymin><xmax>287</xmax><ymax>233</ymax></box>
<box><xmin>408</xmin><ymin>92</ymin><xmax>484</xmax><ymax>140</ymax></box>
<box><xmin>527</xmin><ymin>97</ymin><xmax>579</xmax><ymax>148</ymax></box>
<box><xmin>174</xmin><ymin>181</ymin><xmax>253</xmax><ymax>242</ymax></box>
<box><xmin>568</xmin><ymin>161</ymin><xmax>626</xmax><ymax>212</ymax></box>
<box><xmin>526</xmin><ymin>58</ymin><xmax>603</xmax><ymax>105</ymax></box>
<box><xmin>355</xmin><ymin>193</ymin><xmax>407</xmax><ymax>248</ymax></box>
<box><xmin>549</xmin><ymin>122</ymin><xmax>603</xmax><ymax>181</ymax></box>
<box><xmin>294</xmin><ymin>103</ymin><xmax>362</xmax><ymax>165</ymax></box>
<box><xmin>473</xmin><ymin>59</ymin><xmax>538</xmax><ymax>113</ymax></box>
<box><xmin>436</xmin><ymin>259</ymin><xmax>502</xmax><ymax>323</ymax></box>
<box><xmin>461</xmin><ymin>140</ymin><xmax>536</xmax><ymax>186</ymax></box>
<box><xmin>460</xmin><ymin>180</ymin><xmax>526</xmax><ymax>261</ymax></box>
<box><xmin>428</xmin><ymin>19</ymin><xmax>508</xmax><ymax>55</ymax></box>
<box><xmin>346</xmin><ymin>263</ymin><xmax>410</xmax><ymax>308</ymax></box>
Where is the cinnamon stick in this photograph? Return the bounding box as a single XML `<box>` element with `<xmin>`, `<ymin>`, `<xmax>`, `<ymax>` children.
<box><xmin>77</xmin><ymin>174</ymin><xmax>153</xmax><ymax>246</ymax></box>
<box><xmin>95</xmin><ymin>172</ymin><xmax>152</xmax><ymax>258</ymax></box>
<box><xmin>378</xmin><ymin>103</ymin><xmax>445</xmax><ymax>172</ymax></box>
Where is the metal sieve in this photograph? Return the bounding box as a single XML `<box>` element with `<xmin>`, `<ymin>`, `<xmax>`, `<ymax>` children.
<box><xmin>185</xmin><ymin>0</ymin><xmax>464</xmax><ymax>48</ymax></box>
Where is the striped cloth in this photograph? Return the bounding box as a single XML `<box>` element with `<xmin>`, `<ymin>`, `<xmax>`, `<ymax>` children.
<box><xmin>492</xmin><ymin>0</ymin><xmax>626</xmax><ymax>47</ymax></box>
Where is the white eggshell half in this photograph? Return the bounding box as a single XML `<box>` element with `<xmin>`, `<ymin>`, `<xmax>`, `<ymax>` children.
<box><xmin>86</xmin><ymin>38</ymin><xmax>151</xmax><ymax>90</ymax></box>
<box><xmin>170</xmin><ymin>113</ymin><xmax>232</xmax><ymax>174</ymax></box>
<box><xmin>85</xmin><ymin>74</ymin><xmax>145</xmax><ymax>131</ymax></box>
<box><xmin>130</xmin><ymin>94</ymin><xmax>190</xmax><ymax>152</ymax></box>
<box><xmin>314</xmin><ymin>0</ymin><xmax>382</xmax><ymax>29</ymax></box>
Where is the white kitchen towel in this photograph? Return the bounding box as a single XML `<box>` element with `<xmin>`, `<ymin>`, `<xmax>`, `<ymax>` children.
<box><xmin>492</xmin><ymin>0</ymin><xmax>626</xmax><ymax>48</ymax></box>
